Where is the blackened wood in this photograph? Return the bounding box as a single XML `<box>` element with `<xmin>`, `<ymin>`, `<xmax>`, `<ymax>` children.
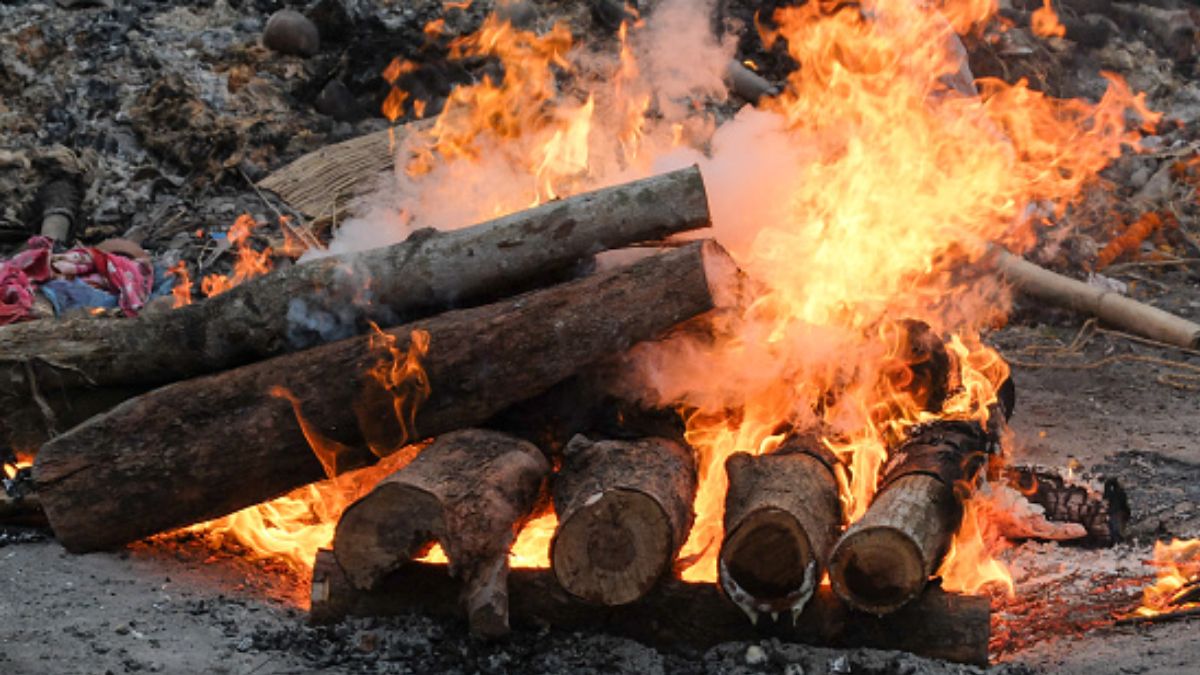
<box><xmin>34</xmin><ymin>241</ymin><xmax>737</xmax><ymax>553</ymax></box>
<box><xmin>1003</xmin><ymin>466</ymin><xmax>1129</xmax><ymax>546</ymax></box>
<box><xmin>333</xmin><ymin>429</ymin><xmax>548</xmax><ymax>637</ymax></box>
<box><xmin>719</xmin><ymin>441</ymin><xmax>841</xmax><ymax>621</ymax></box>
<box><xmin>309</xmin><ymin>550</ymin><xmax>990</xmax><ymax>666</ymax></box>
<box><xmin>550</xmin><ymin>435</ymin><xmax>695</xmax><ymax>605</ymax></box>
<box><xmin>0</xmin><ymin>167</ymin><xmax>712</xmax><ymax>406</ymax></box>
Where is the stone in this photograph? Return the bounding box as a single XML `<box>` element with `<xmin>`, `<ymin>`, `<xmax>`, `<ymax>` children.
<box><xmin>262</xmin><ymin>10</ymin><xmax>320</xmax><ymax>57</ymax></box>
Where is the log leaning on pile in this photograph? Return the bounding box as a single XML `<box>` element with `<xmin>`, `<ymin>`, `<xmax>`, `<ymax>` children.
<box><xmin>550</xmin><ymin>435</ymin><xmax>696</xmax><ymax>606</ymax></box>
<box><xmin>0</xmin><ymin>166</ymin><xmax>711</xmax><ymax>428</ymax></box>
<box><xmin>333</xmin><ymin>429</ymin><xmax>548</xmax><ymax>638</ymax></box>
<box><xmin>310</xmin><ymin>551</ymin><xmax>990</xmax><ymax>666</ymax></box>
<box><xmin>828</xmin><ymin>421</ymin><xmax>993</xmax><ymax>615</ymax></box>
<box><xmin>33</xmin><ymin>240</ymin><xmax>740</xmax><ymax>552</ymax></box>
<box><xmin>719</xmin><ymin>437</ymin><xmax>842</xmax><ymax>623</ymax></box>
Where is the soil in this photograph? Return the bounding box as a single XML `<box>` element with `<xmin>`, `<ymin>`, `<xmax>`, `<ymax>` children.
<box><xmin>3</xmin><ymin>0</ymin><xmax>1200</xmax><ymax>673</ymax></box>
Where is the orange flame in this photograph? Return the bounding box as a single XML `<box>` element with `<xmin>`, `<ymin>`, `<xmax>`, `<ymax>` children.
<box><xmin>200</xmin><ymin>214</ymin><xmax>273</xmax><ymax>298</ymax></box>
<box><xmin>938</xmin><ymin>495</ymin><xmax>1015</xmax><ymax>595</ymax></box>
<box><xmin>366</xmin><ymin>326</ymin><xmax>432</xmax><ymax>455</ymax></box>
<box><xmin>1133</xmin><ymin>538</ymin><xmax>1200</xmax><ymax>617</ymax></box>
<box><xmin>1030</xmin><ymin>0</ymin><xmax>1066</xmax><ymax>39</ymax></box>
<box><xmin>168</xmin><ymin>261</ymin><xmax>192</xmax><ymax>308</ymax></box>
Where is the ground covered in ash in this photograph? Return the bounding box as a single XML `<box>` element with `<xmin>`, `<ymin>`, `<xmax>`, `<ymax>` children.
<box><xmin>3</xmin><ymin>0</ymin><xmax>1200</xmax><ymax>673</ymax></box>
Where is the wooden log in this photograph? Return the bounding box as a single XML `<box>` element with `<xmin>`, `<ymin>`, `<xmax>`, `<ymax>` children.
<box><xmin>1003</xmin><ymin>465</ymin><xmax>1129</xmax><ymax>546</ymax></box>
<box><xmin>828</xmin><ymin>422</ymin><xmax>991</xmax><ymax>616</ymax></box>
<box><xmin>994</xmin><ymin>247</ymin><xmax>1200</xmax><ymax>349</ymax></box>
<box><xmin>719</xmin><ymin>440</ymin><xmax>841</xmax><ymax>622</ymax></box>
<box><xmin>828</xmin><ymin>474</ymin><xmax>957</xmax><ymax>617</ymax></box>
<box><xmin>33</xmin><ymin>241</ymin><xmax>739</xmax><ymax>553</ymax></box>
<box><xmin>550</xmin><ymin>435</ymin><xmax>696</xmax><ymax>606</ymax></box>
<box><xmin>333</xmin><ymin>429</ymin><xmax>548</xmax><ymax>637</ymax></box>
<box><xmin>309</xmin><ymin>550</ymin><xmax>990</xmax><ymax>666</ymax></box>
<box><xmin>0</xmin><ymin>166</ymin><xmax>712</xmax><ymax>405</ymax></box>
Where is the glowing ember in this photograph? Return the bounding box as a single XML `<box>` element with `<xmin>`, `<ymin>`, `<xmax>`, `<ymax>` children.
<box><xmin>1133</xmin><ymin>538</ymin><xmax>1200</xmax><ymax>617</ymax></box>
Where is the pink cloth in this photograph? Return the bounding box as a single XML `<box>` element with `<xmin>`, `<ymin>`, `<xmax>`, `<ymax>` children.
<box><xmin>0</xmin><ymin>237</ymin><xmax>153</xmax><ymax>324</ymax></box>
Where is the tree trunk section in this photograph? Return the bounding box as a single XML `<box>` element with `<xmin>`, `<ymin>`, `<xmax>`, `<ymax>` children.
<box><xmin>0</xmin><ymin>167</ymin><xmax>712</xmax><ymax>408</ymax></box>
<box><xmin>33</xmin><ymin>241</ymin><xmax>738</xmax><ymax>553</ymax></box>
<box><xmin>310</xmin><ymin>551</ymin><xmax>990</xmax><ymax>666</ymax></box>
<box><xmin>550</xmin><ymin>435</ymin><xmax>695</xmax><ymax>606</ymax></box>
<box><xmin>719</xmin><ymin>440</ymin><xmax>841</xmax><ymax>621</ymax></box>
<box><xmin>828</xmin><ymin>474</ymin><xmax>958</xmax><ymax>616</ymax></box>
<box><xmin>333</xmin><ymin>429</ymin><xmax>548</xmax><ymax>637</ymax></box>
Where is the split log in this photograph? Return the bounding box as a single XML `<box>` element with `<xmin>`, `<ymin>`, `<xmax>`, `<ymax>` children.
<box><xmin>828</xmin><ymin>421</ymin><xmax>992</xmax><ymax>615</ymax></box>
<box><xmin>1004</xmin><ymin>465</ymin><xmax>1129</xmax><ymax>546</ymax></box>
<box><xmin>994</xmin><ymin>247</ymin><xmax>1200</xmax><ymax>349</ymax></box>
<box><xmin>309</xmin><ymin>551</ymin><xmax>990</xmax><ymax>666</ymax></box>
<box><xmin>333</xmin><ymin>429</ymin><xmax>548</xmax><ymax>637</ymax></box>
<box><xmin>719</xmin><ymin>439</ymin><xmax>841</xmax><ymax>622</ymax></box>
<box><xmin>33</xmin><ymin>241</ymin><xmax>738</xmax><ymax>552</ymax></box>
<box><xmin>550</xmin><ymin>435</ymin><xmax>696</xmax><ymax>606</ymax></box>
<box><xmin>0</xmin><ymin>166</ymin><xmax>712</xmax><ymax>405</ymax></box>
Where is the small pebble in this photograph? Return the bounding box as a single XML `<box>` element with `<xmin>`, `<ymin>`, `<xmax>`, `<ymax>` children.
<box><xmin>745</xmin><ymin>644</ymin><xmax>768</xmax><ymax>666</ymax></box>
<box><xmin>262</xmin><ymin>10</ymin><xmax>320</xmax><ymax>57</ymax></box>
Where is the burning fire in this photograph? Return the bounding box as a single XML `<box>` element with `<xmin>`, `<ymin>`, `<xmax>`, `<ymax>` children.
<box><xmin>1031</xmin><ymin>0</ymin><xmax>1067</xmax><ymax>39</ymax></box>
<box><xmin>194</xmin><ymin>0</ymin><xmax>1156</xmax><ymax>601</ymax></box>
<box><xmin>2</xmin><ymin>455</ymin><xmax>32</xmax><ymax>480</ymax></box>
<box><xmin>170</xmin><ymin>214</ymin><xmax>274</xmax><ymax>307</ymax></box>
<box><xmin>1132</xmin><ymin>538</ymin><xmax>1200</xmax><ymax>617</ymax></box>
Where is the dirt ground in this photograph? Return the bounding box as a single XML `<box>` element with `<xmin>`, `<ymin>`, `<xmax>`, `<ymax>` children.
<box><xmin>3</xmin><ymin>317</ymin><xmax>1198</xmax><ymax>675</ymax></box>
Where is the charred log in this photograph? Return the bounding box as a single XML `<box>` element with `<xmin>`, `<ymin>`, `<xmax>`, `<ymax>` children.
<box><xmin>719</xmin><ymin>437</ymin><xmax>842</xmax><ymax>622</ymax></box>
<box><xmin>0</xmin><ymin>167</ymin><xmax>712</xmax><ymax>414</ymax></box>
<box><xmin>310</xmin><ymin>551</ymin><xmax>990</xmax><ymax>666</ymax></box>
<box><xmin>33</xmin><ymin>241</ymin><xmax>739</xmax><ymax>553</ymax></box>
<box><xmin>333</xmin><ymin>429</ymin><xmax>548</xmax><ymax>637</ymax></box>
<box><xmin>828</xmin><ymin>421</ymin><xmax>992</xmax><ymax>615</ymax></box>
<box><xmin>550</xmin><ymin>435</ymin><xmax>696</xmax><ymax>606</ymax></box>
<box><xmin>1003</xmin><ymin>465</ymin><xmax>1129</xmax><ymax>546</ymax></box>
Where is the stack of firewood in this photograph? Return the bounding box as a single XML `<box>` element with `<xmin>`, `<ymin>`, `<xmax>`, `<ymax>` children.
<box><xmin>3</xmin><ymin>164</ymin><xmax>1137</xmax><ymax>667</ymax></box>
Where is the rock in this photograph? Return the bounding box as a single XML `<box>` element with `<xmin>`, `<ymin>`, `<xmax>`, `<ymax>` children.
<box><xmin>745</xmin><ymin>645</ymin><xmax>768</xmax><ymax>666</ymax></box>
<box><xmin>314</xmin><ymin>79</ymin><xmax>358</xmax><ymax>121</ymax></box>
<box><xmin>497</xmin><ymin>0</ymin><xmax>538</xmax><ymax>29</ymax></box>
<box><xmin>262</xmin><ymin>10</ymin><xmax>320</xmax><ymax>57</ymax></box>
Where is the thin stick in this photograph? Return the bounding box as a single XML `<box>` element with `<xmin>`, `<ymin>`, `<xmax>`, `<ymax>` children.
<box><xmin>1114</xmin><ymin>606</ymin><xmax>1200</xmax><ymax>626</ymax></box>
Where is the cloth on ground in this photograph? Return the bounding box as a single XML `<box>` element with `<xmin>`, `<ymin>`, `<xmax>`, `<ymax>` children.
<box><xmin>0</xmin><ymin>236</ymin><xmax>172</xmax><ymax>324</ymax></box>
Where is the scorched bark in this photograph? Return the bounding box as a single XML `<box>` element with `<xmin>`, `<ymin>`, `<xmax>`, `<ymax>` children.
<box><xmin>33</xmin><ymin>241</ymin><xmax>738</xmax><ymax>553</ymax></box>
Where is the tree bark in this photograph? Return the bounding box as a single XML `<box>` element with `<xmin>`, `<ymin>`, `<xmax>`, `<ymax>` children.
<box><xmin>719</xmin><ymin>440</ymin><xmax>841</xmax><ymax>622</ymax></box>
<box><xmin>828</xmin><ymin>474</ymin><xmax>957</xmax><ymax>616</ymax></box>
<box><xmin>550</xmin><ymin>435</ymin><xmax>695</xmax><ymax>606</ymax></box>
<box><xmin>309</xmin><ymin>551</ymin><xmax>990</xmax><ymax>666</ymax></box>
<box><xmin>0</xmin><ymin>167</ymin><xmax>712</xmax><ymax>407</ymax></box>
<box><xmin>33</xmin><ymin>241</ymin><xmax>738</xmax><ymax>553</ymax></box>
<box><xmin>333</xmin><ymin>429</ymin><xmax>548</xmax><ymax>637</ymax></box>
<box><xmin>828</xmin><ymin>421</ymin><xmax>993</xmax><ymax>616</ymax></box>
